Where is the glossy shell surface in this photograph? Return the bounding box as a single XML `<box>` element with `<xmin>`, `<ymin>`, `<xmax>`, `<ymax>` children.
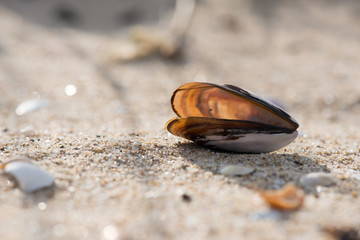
<box><xmin>166</xmin><ymin>82</ymin><xmax>299</xmax><ymax>153</ymax></box>
<box><xmin>1</xmin><ymin>159</ymin><xmax>54</xmax><ymax>193</ymax></box>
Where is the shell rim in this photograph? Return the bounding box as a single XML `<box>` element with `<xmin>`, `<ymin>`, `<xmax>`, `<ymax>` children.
<box><xmin>166</xmin><ymin>116</ymin><xmax>297</xmax><ymax>135</ymax></box>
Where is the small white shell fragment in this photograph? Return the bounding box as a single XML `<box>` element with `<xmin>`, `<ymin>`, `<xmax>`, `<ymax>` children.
<box><xmin>15</xmin><ymin>98</ymin><xmax>48</xmax><ymax>116</ymax></box>
<box><xmin>1</xmin><ymin>160</ymin><xmax>54</xmax><ymax>193</ymax></box>
<box><xmin>300</xmin><ymin>172</ymin><xmax>336</xmax><ymax>188</ymax></box>
<box><xmin>220</xmin><ymin>165</ymin><xmax>255</xmax><ymax>176</ymax></box>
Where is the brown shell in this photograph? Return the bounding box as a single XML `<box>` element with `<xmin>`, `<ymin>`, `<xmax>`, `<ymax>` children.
<box><xmin>171</xmin><ymin>82</ymin><xmax>298</xmax><ymax>130</ymax></box>
<box><xmin>166</xmin><ymin>82</ymin><xmax>299</xmax><ymax>153</ymax></box>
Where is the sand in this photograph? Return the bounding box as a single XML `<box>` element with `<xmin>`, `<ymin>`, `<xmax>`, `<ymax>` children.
<box><xmin>0</xmin><ymin>0</ymin><xmax>360</xmax><ymax>239</ymax></box>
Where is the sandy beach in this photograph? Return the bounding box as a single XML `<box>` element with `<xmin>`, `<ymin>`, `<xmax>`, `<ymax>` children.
<box><xmin>0</xmin><ymin>0</ymin><xmax>360</xmax><ymax>239</ymax></box>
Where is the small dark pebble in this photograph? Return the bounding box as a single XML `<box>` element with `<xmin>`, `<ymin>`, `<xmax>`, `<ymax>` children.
<box><xmin>181</xmin><ymin>164</ymin><xmax>188</xmax><ymax>170</ymax></box>
<box><xmin>182</xmin><ymin>194</ymin><xmax>192</xmax><ymax>203</ymax></box>
<box><xmin>54</xmin><ymin>5</ymin><xmax>80</xmax><ymax>25</ymax></box>
<box><xmin>118</xmin><ymin>8</ymin><xmax>142</xmax><ymax>25</ymax></box>
<box><xmin>323</xmin><ymin>227</ymin><xmax>359</xmax><ymax>240</ymax></box>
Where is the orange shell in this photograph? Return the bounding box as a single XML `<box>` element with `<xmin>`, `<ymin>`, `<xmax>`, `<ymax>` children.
<box><xmin>259</xmin><ymin>184</ymin><xmax>305</xmax><ymax>210</ymax></box>
<box><xmin>166</xmin><ymin>82</ymin><xmax>299</xmax><ymax>153</ymax></box>
<box><xmin>171</xmin><ymin>82</ymin><xmax>298</xmax><ymax>130</ymax></box>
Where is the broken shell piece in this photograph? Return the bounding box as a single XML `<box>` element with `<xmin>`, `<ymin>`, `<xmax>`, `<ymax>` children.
<box><xmin>108</xmin><ymin>27</ymin><xmax>181</xmax><ymax>62</ymax></box>
<box><xmin>130</xmin><ymin>26</ymin><xmax>180</xmax><ymax>57</ymax></box>
<box><xmin>16</xmin><ymin>98</ymin><xmax>48</xmax><ymax>116</ymax></box>
<box><xmin>1</xmin><ymin>159</ymin><xmax>54</xmax><ymax>193</ymax></box>
<box><xmin>300</xmin><ymin>172</ymin><xmax>336</xmax><ymax>188</ymax></box>
<box><xmin>259</xmin><ymin>184</ymin><xmax>304</xmax><ymax>210</ymax></box>
<box><xmin>220</xmin><ymin>165</ymin><xmax>255</xmax><ymax>176</ymax></box>
<box><xmin>108</xmin><ymin>0</ymin><xmax>195</xmax><ymax>62</ymax></box>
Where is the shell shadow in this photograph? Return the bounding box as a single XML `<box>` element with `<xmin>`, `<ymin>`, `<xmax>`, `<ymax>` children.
<box><xmin>21</xmin><ymin>187</ymin><xmax>55</xmax><ymax>208</ymax></box>
<box><xmin>175</xmin><ymin>142</ymin><xmax>330</xmax><ymax>191</ymax></box>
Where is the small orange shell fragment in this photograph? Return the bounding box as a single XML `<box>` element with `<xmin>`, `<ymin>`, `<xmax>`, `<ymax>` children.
<box><xmin>259</xmin><ymin>184</ymin><xmax>304</xmax><ymax>210</ymax></box>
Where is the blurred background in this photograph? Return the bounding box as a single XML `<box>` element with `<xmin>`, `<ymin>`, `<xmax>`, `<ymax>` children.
<box><xmin>0</xmin><ymin>0</ymin><xmax>177</xmax><ymax>32</ymax></box>
<box><xmin>0</xmin><ymin>0</ymin><xmax>360</xmax><ymax>135</ymax></box>
<box><xmin>1</xmin><ymin>1</ymin><xmax>360</xmax><ymax>239</ymax></box>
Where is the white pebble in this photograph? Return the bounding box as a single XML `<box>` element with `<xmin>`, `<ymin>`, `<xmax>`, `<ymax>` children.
<box><xmin>300</xmin><ymin>172</ymin><xmax>336</xmax><ymax>188</ymax></box>
<box><xmin>220</xmin><ymin>165</ymin><xmax>255</xmax><ymax>176</ymax></box>
<box><xmin>1</xmin><ymin>159</ymin><xmax>54</xmax><ymax>193</ymax></box>
<box><xmin>16</xmin><ymin>98</ymin><xmax>48</xmax><ymax>116</ymax></box>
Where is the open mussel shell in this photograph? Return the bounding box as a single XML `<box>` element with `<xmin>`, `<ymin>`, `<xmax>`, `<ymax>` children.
<box><xmin>166</xmin><ymin>82</ymin><xmax>299</xmax><ymax>153</ymax></box>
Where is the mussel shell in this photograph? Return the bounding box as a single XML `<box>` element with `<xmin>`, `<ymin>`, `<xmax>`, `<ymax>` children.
<box><xmin>166</xmin><ymin>82</ymin><xmax>299</xmax><ymax>153</ymax></box>
<box><xmin>171</xmin><ymin>82</ymin><xmax>298</xmax><ymax>130</ymax></box>
<box><xmin>166</xmin><ymin>117</ymin><xmax>298</xmax><ymax>153</ymax></box>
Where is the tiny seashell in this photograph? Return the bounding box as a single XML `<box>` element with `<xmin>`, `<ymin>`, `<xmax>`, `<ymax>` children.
<box><xmin>300</xmin><ymin>172</ymin><xmax>336</xmax><ymax>188</ymax></box>
<box><xmin>0</xmin><ymin>159</ymin><xmax>54</xmax><ymax>193</ymax></box>
<box><xmin>220</xmin><ymin>165</ymin><xmax>255</xmax><ymax>176</ymax></box>
<box><xmin>259</xmin><ymin>184</ymin><xmax>304</xmax><ymax>210</ymax></box>
<box><xmin>166</xmin><ymin>82</ymin><xmax>299</xmax><ymax>153</ymax></box>
<box><xmin>16</xmin><ymin>98</ymin><xmax>48</xmax><ymax>116</ymax></box>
